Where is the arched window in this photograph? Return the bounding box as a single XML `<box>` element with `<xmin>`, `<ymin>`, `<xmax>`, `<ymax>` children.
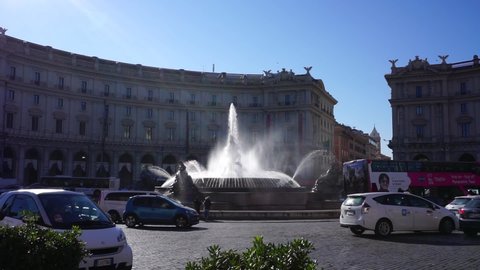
<box><xmin>459</xmin><ymin>153</ymin><xmax>475</xmax><ymax>162</ymax></box>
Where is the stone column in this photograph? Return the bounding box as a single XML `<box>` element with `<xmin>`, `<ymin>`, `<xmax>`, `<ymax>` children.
<box><xmin>17</xmin><ymin>145</ymin><xmax>25</xmax><ymax>185</ymax></box>
<box><xmin>65</xmin><ymin>148</ymin><xmax>73</xmax><ymax>176</ymax></box>
<box><xmin>42</xmin><ymin>147</ymin><xmax>49</xmax><ymax>177</ymax></box>
<box><xmin>133</xmin><ymin>151</ymin><xmax>141</xmax><ymax>185</ymax></box>
<box><xmin>111</xmin><ymin>150</ymin><xmax>119</xmax><ymax>179</ymax></box>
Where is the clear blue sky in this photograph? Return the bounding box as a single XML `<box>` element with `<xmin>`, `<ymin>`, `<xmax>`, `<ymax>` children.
<box><xmin>2</xmin><ymin>0</ymin><xmax>479</xmax><ymax>158</ymax></box>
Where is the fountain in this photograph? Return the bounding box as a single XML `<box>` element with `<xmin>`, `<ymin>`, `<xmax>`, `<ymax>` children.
<box><xmin>159</xmin><ymin>103</ymin><xmax>337</xmax><ymax>210</ymax></box>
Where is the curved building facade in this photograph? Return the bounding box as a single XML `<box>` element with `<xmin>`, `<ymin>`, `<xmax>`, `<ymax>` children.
<box><xmin>0</xmin><ymin>31</ymin><xmax>337</xmax><ymax>188</ymax></box>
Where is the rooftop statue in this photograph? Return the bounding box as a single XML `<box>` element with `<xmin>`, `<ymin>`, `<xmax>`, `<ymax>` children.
<box><xmin>304</xmin><ymin>66</ymin><xmax>312</xmax><ymax>75</ymax></box>
<box><xmin>438</xmin><ymin>55</ymin><xmax>449</xmax><ymax>64</ymax></box>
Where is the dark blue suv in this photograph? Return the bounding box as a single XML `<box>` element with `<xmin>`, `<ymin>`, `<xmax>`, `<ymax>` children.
<box><xmin>123</xmin><ymin>195</ymin><xmax>199</xmax><ymax>228</ymax></box>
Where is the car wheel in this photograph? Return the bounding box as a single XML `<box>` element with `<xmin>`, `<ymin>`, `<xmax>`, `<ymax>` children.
<box><xmin>375</xmin><ymin>219</ymin><xmax>392</xmax><ymax>237</ymax></box>
<box><xmin>124</xmin><ymin>214</ymin><xmax>138</xmax><ymax>228</ymax></box>
<box><xmin>439</xmin><ymin>218</ymin><xmax>454</xmax><ymax>234</ymax></box>
<box><xmin>175</xmin><ymin>215</ymin><xmax>188</xmax><ymax>228</ymax></box>
<box><xmin>463</xmin><ymin>229</ymin><xmax>478</xmax><ymax>237</ymax></box>
<box><xmin>108</xmin><ymin>210</ymin><xmax>121</xmax><ymax>223</ymax></box>
<box><xmin>350</xmin><ymin>227</ymin><xmax>365</xmax><ymax>235</ymax></box>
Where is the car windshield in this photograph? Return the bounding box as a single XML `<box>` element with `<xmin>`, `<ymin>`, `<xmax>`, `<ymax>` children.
<box><xmin>449</xmin><ymin>198</ymin><xmax>471</xmax><ymax>205</ymax></box>
<box><xmin>39</xmin><ymin>193</ymin><xmax>114</xmax><ymax>230</ymax></box>
<box><xmin>343</xmin><ymin>196</ymin><xmax>365</xmax><ymax>206</ymax></box>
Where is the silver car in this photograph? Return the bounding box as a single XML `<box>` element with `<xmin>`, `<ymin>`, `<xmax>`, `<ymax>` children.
<box><xmin>445</xmin><ymin>195</ymin><xmax>480</xmax><ymax>215</ymax></box>
<box><xmin>340</xmin><ymin>192</ymin><xmax>458</xmax><ymax>237</ymax></box>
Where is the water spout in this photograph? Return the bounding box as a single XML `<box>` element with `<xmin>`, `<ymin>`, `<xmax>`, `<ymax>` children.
<box><xmin>162</xmin><ymin>103</ymin><xmax>301</xmax><ymax>189</ymax></box>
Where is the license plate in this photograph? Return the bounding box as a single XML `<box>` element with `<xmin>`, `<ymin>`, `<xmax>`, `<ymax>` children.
<box><xmin>345</xmin><ymin>210</ymin><xmax>355</xmax><ymax>216</ymax></box>
<box><xmin>95</xmin><ymin>258</ymin><xmax>113</xmax><ymax>267</ymax></box>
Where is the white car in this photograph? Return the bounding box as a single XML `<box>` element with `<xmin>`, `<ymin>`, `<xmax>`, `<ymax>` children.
<box><xmin>98</xmin><ymin>190</ymin><xmax>159</xmax><ymax>223</ymax></box>
<box><xmin>0</xmin><ymin>189</ymin><xmax>133</xmax><ymax>269</ymax></box>
<box><xmin>340</xmin><ymin>192</ymin><xmax>458</xmax><ymax>236</ymax></box>
<box><xmin>445</xmin><ymin>195</ymin><xmax>480</xmax><ymax>215</ymax></box>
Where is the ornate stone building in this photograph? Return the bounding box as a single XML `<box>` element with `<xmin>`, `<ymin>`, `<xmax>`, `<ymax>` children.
<box><xmin>0</xmin><ymin>30</ymin><xmax>337</xmax><ymax>187</ymax></box>
<box><xmin>385</xmin><ymin>55</ymin><xmax>480</xmax><ymax>161</ymax></box>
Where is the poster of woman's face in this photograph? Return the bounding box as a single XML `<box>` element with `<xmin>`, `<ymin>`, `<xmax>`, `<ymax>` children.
<box><xmin>378</xmin><ymin>173</ymin><xmax>390</xmax><ymax>192</ymax></box>
<box><xmin>370</xmin><ymin>172</ymin><xmax>411</xmax><ymax>193</ymax></box>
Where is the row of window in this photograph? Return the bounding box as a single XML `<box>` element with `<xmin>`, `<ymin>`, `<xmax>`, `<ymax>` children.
<box><xmin>414</xmin><ymin>82</ymin><xmax>470</xmax><ymax>98</ymax></box>
<box><xmin>8</xmin><ymin>93</ymin><xmax>308</xmax><ymax>123</ymax></box>
<box><xmin>10</xmin><ymin>67</ymin><xmax>264</xmax><ymax>105</ymax></box>
<box><xmin>414</xmin><ymin>123</ymin><xmax>471</xmax><ymax>138</ymax></box>
<box><xmin>415</xmin><ymin>103</ymin><xmax>470</xmax><ymax>116</ymax></box>
<box><xmin>9</xmin><ymin>67</ymin><xmax>328</xmax><ymax>110</ymax></box>
<box><xmin>5</xmin><ymin>111</ymin><xmax>312</xmax><ymax>145</ymax></box>
<box><xmin>4</xmin><ymin>112</ymin><xmax>221</xmax><ymax>141</ymax></box>
<box><xmin>6</xmin><ymin>110</ymin><xmax>315</xmax><ymax>140</ymax></box>
<box><xmin>10</xmin><ymin>91</ymin><xmax>312</xmax><ymax>124</ymax></box>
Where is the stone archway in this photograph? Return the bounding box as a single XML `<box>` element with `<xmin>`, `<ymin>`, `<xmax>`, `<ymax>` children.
<box><xmin>24</xmin><ymin>148</ymin><xmax>40</xmax><ymax>185</ymax></box>
<box><xmin>73</xmin><ymin>151</ymin><xmax>88</xmax><ymax>177</ymax></box>
<box><xmin>162</xmin><ymin>154</ymin><xmax>177</xmax><ymax>175</ymax></box>
<box><xmin>118</xmin><ymin>153</ymin><xmax>133</xmax><ymax>188</ymax></box>
<box><xmin>48</xmin><ymin>149</ymin><xmax>64</xmax><ymax>176</ymax></box>
<box><xmin>95</xmin><ymin>152</ymin><xmax>111</xmax><ymax>177</ymax></box>
<box><xmin>141</xmin><ymin>154</ymin><xmax>155</xmax><ymax>166</ymax></box>
<box><xmin>2</xmin><ymin>147</ymin><xmax>16</xmax><ymax>178</ymax></box>
<box><xmin>459</xmin><ymin>153</ymin><xmax>475</xmax><ymax>162</ymax></box>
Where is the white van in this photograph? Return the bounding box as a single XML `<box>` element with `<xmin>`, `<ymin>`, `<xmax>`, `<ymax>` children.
<box><xmin>99</xmin><ymin>190</ymin><xmax>159</xmax><ymax>223</ymax></box>
<box><xmin>0</xmin><ymin>189</ymin><xmax>133</xmax><ymax>269</ymax></box>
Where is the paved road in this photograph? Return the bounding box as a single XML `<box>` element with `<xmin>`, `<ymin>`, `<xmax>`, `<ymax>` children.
<box><xmin>122</xmin><ymin>219</ymin><xmax>480</xmax><ymax>270</ymax></box>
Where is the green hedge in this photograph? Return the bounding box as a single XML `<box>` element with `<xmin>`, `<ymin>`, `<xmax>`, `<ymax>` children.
<box><xmin>0</xmin><ymin>216</ymin><xmax>88</xmax><ymax>270</ymax></box>
<box><xmin>185</xmin><ymin>236</ymin><xmax>317</xmax><ymax>270</ymax></box>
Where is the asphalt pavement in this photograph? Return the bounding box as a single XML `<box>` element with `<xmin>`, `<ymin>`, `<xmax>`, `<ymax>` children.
<box><xmin>122</xmin><ymin>219</ymin><xmax>480</xmax><ymax>270</ymax></box>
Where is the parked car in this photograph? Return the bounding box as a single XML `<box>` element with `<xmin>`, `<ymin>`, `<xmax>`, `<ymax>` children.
<box><xmin>340</xmin><ymin>192</ymin><xmax>458</xmax><ymax>237</ymax></box>
<box><xmin>0</xmin><ymin>189</ymin><xmax>133</xmax><ymax>269</ymax></box>
<box><xmin>123</xmin><ymin>194</ymin><xmax>199</xmax><ymax>228</ymax></box>
<box><xmin>458</xmin><ymin>197</ymin><xmax>480</xmax><ymax>236</ymax></box>
<box><xmin>98</xmin><ymin>190</ymin><xmax>159</xmax><ymax>223</ymax></box>
<box><xmin>445</xmin><ymin>195</ymin><xmax>480</xmax><ymax>215</ymax></box>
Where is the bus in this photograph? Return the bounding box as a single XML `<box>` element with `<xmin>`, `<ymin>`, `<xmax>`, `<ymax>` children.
<box><xmin>37</xmin><ymin>176</ymin><xmax>120</xmax><ymax>201</ymax></box>
<box><xmin>342</xmin><ymin>159</ymin><xmax>480</xmax><ymax>205</ymax></box>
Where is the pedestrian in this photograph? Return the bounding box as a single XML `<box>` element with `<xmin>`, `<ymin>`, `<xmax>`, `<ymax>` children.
<box><xmin>203</xmin><ymin>196</ymin><xmax>211</xmax><ymax>221</ymax></box>
<box><xmin>193</xmin><ymin>196</ymin><xmax>202</xmax><ymax>215</ymax></box>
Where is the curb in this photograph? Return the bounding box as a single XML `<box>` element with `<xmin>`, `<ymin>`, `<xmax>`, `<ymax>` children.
<box><xmin>207</xmin><ymin>209</ymin><xmax>340</xmax><ymax>220</ymax></box>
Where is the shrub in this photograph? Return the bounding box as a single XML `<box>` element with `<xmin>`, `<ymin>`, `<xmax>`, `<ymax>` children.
<box><xmin>0</xmin><ymin>213</ymin><xmax>88</xmax><ymax>270</ymax></box>
<box><xmin>185</xmin><ymin>236</ymin><xmax>317</xmax><ymax>270</ymax></box>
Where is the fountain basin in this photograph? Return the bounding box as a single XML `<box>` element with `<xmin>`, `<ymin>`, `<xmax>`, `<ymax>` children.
<box><xmin>199</xmin><ymin>187</ymin><xmax>309</xmax><ymax>210</ymax></box>
<box><xmin>156</xmin><ymin>185</ymin><xmax>312</xmax><ymax>210</ymax></box>
<box><xmin>193</xmin><ymin>177</ymin><xmax>300</xmax><ymax>189</ymax></box>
